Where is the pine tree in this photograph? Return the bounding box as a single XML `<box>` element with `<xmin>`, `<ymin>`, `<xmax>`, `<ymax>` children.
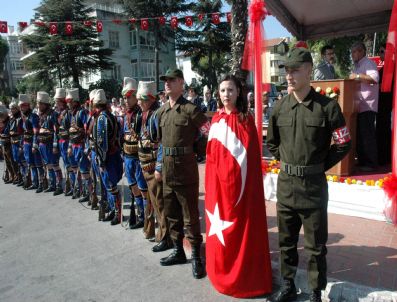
<box><xmin>0</xmin><ymin>36</ymin><xmax>9</xmax><ymax>96</ymax></box>
<box><xmin>175</xmin><ymin>0</ymin><xmax>231</xmax><ymax>90</ymax></box>
<box><xmin>120</xmin><ymin>0</ymin><xmax>192</xmax><ymax>90</ymax></box>
<box><xmin>21</xmin><ymin>0</ymin><xmax>113</xmax><ymax>89</ymax></box>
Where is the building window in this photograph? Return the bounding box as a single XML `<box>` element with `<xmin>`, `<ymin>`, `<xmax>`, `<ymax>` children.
<box><xmin>11</xmin><ymin>60</ymin><xmax>24</xmax><ymax>71</ymax></box>
<box><xmin>130</xmin><ymin>31</ymin><xmax>137</xmax><ymax>46</ymax></box>
<box><xmin>139</xmin><ymin>31</ymin><xmax>154</xmax><ymax>49</ymax></box>
<box><xmin>112</xmin><ymin>65</ymin><xmax>121</xmax><ymax>80</ymax></box>
<box><xmin>270</xmin><ymin>76</ymin><xmax>279</xmax><ymax>83</ymax></box>
<box><xmin>109</xmin><ymin>31</ymin><xmax>120</xmax><ymax>49</ymax></box>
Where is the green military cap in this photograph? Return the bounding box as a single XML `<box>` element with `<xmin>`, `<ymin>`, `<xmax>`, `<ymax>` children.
<box><xmin>279</xmin><ymin>47</ymin><xmax>313</xmax><ymax>68</ymax></box>
<box><xmin>160</xmin><ymin>69</ymin><xmax>184</xmax><ymax>81</ymax></box>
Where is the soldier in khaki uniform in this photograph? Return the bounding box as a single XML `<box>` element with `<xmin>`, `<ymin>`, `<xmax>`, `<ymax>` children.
<box><xmin>267</xmin><ymin>48</ymin><xmax>352</xmax><ymax>302</ymax></box>
<box><xmin>156</xmin><ymin>69</ymin><xmax>210</xmax><ymax>279</ymax></box>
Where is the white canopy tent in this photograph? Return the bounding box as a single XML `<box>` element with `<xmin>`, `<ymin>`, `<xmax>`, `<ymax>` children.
<box><xmin>266</xmin><ymin>0</ymin><xmax>393</xmax><ymax>40</ymax></box>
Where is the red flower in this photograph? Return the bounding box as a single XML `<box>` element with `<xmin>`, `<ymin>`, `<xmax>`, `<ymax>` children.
<box><xmin>333</xmin><ymin>86</ymin><xmax>340</xmax><ymax>94</ymax></box>
<box><xmin>319</xmin><ymin>89</ymin><xmax>326</xmax><ymax>95</ymax></box>
<box><xmin>261</xmin><ymin>159</ymin><xmax>268</xmax><ymax>175</ymax></box>
<box><xmin>339</xmin><ymin>177</ymin><xmax>345</xmax><ymax>183</ymax></box>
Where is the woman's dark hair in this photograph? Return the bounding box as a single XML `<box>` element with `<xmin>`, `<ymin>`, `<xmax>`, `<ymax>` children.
<box><xmin>217</xmin><ymin>74</ymin><xmax>248</xmax><ymax>113</ymax></box>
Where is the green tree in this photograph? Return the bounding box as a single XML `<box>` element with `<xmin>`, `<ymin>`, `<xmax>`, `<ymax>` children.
<box><xmin>175</xmin><ymin>0</ymin><xmax>231</xmax><ymax>91</ymax></box>
<box><xmin>0</xmin><ymin>36</ymin><xmax>9</xmax><ymax>96</ymax></box>
<box><xmin>89</xmin><ymin>79</ymin><xmax>122</xmax><ymax>99</ymax></box>
<box><xmin>16</xmin><ymin>74</ymin><xmax>55</xmax><ymax>96</ymax></box>
<box><xmin>21</xmin><ymin>0</ymin><xmax>114</xmax><ymax>88</ymax></box>
<box><xmin>120</xmin><ymin>0</ymin><xmax>192</xmax><ymax>91</ymax></box>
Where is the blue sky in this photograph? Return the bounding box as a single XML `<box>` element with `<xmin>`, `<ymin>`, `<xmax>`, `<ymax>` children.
<box><xmin>0</xmin><ymin>0</ymin><xmax>291</xmax><ymax>38</ymax></box>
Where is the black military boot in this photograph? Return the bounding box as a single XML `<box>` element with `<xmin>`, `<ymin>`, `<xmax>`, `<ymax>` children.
<box><xmin>274</xmin><ymin>278</ymin><xmax>297</xmax><ymax>302</ymax></box>
<box><xmin>103</xmin><ymin>210</ymin><xmax>115</xmax><ymax>222</ymax></box>
<box><xmin>53</xmin><ymin>185</ymin><xmax>63</xmax><ymax>196</ymax></box>
<box><xmin>17</xmin><ymin>178</ymin><xmax>24</xmax><ymax>187</ymax></box>
<box><xmin>152</xmin><ymin>240</ymin><xmax>172</xmax><ymax>252</ymax></box>
<box><xmin>309</xmin><ymin>290</ymin><xmax>322</xmax><ymax>302</ymax></box>
<box><xmin>35</xmin><ymin>184</ymin><xmax>43</xmax><ymax>193</ymax></box>
<box><xmin>72</xmin><ymin>186</ymin><xmax>80</xmax><ymax>199</ymax></box>
<box><xmin>91</xmin><ymin>194</ymin><xmax>99</xmax><ymax>210</ymax></box>
<box><xmin>98</xmin><ymin>200</ymin><xmax>107</xmax><ymax>221</ymax></box>
<box><xmin>43</xmin><ymin>185</ymin><xmax>55</xmax><ymax>193</ymax></box>
<box><xmin>191</xmin><ymin>245</ymin><xmax>205</xmax><ymax>279</ymax></box>
<box><xmin>110</xmin><ymin>197</ymin><xmax>121</xmax><ymax>226</ymax></box>
<box><xmin>160</xmin><ymin>241</ymin><xmax>187</xmax><ymax>266</ymax></box>
<box><xmin>27</xmin><ymin>183</ymin><xmax>38</xmax><ymax>190</ymax></box>
<box><xmin>78</xmin><ymin>194</ymin><xmax>89</xmax><ymax>203</ymax></box>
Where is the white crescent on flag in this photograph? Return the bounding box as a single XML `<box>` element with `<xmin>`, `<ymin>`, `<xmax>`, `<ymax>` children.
<box><xmin>208</xmin><ymin>118</ymin><xmax>247</xmax><ymax>207</ymax></box>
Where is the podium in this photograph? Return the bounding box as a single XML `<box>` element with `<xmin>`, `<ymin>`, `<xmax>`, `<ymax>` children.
<box><xmin>311</xmin><ymin>79</ymin><xmax>358</xmax><ymax>176</ymax></box>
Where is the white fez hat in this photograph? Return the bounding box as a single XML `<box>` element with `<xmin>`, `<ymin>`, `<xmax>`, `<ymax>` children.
<box><xmin>66</xmin><ymin>88</ymin><xmax>79</xmax><ymax>102</ymax></box>
<box><xmin>137</xmin><ymin>81</ymin><xmax>157</xmax><ymax>101</ymax></box>
<box><xmin>122</xmin><ymin>77</ymin><xmax>138</xmax><ymax>96</ymax></box>
<box><xmin>37</xmin><ymin>91</ymin><xmax>50</xmax><ymax>104</ymax></box>
<box><xmin>89</xmin><ymin>89</ymin><xmax>97</xmax><ymax>101</ymax></box>
<box><xmin>18</xmin><ymin>94</ymin><xmax>30</xmax><ymax>106</ymax></box>
<box><xmin>93</xmin><ymin>89</ymin><xmax>107</xmax><ymax>105</ymax></box>
<box><xmin>54</xmin><ymin>88</ymin><xmax>66</xmax><ymax>99</ymax></box>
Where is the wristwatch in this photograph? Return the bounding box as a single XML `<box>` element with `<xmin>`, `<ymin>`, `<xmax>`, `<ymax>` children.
<box><xmin>355</xmin><ymin>74</ymin><xmax>360</xmax><ymax>80</ymax></box>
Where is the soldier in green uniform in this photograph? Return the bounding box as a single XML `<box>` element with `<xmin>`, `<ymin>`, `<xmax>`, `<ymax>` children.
<box><xmin>266</xmin><ymin>48</ymin><xmax>352</xmax><ymax>302</ymax></box>
<box><xmin>156</xmin><ymin>69</ymin><xmax>210</xmax><ymax>279</ymax></box>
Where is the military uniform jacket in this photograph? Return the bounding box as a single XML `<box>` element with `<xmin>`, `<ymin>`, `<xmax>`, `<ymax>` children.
<box><xmin>69</xmin><ymin>108</ymin><xmax>88</xmax><ymax>144</ymax></box>
<box><xmin>57</xmin><ymin>109</ymin><xmax>72</xmax><ymax>143</ymax></box>
<box><xmin>9</xmin><ymin>113</ymin><xmax>24</xmax><ymax>145</ymax></box>
<box><xmin>0</xmin><ymin>117</ymin><xmax>11</xmax><ymax>147</ymax></box>
<box><xmin>266</xmin><ymin>88</ymin><xmax>351</xmax><ymax>208</ymax></box>
<box><xmin>93</xmin><ymin>109</ymin><xmax>120</xmax><ymax>167</ymax></box>
<box><xmin>122</xmin><ymin>105</ymin><xmax>141</xmax><ymax>157</ymax></box>
<box><xmin>38</xmin><ymin>109</ymin><xmax>59</xmax><ymax>146</ymax></box>
<box><xmin>22</xmin><ymin>110</ymin><xmax>40</xmax><ymax>148</ymax></box>
<box><xmin>157</xmin><ymin>96</ymin><xmax>208</xmax><ymax>186</ymax></box>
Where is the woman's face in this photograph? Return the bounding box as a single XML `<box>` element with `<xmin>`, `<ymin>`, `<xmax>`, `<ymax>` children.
<box><xmin>219</xmin><ymin>80</ymin><xmax>239</xmax><ymax>111</ymax></box>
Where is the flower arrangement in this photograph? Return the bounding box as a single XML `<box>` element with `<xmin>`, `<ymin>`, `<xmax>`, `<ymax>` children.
<box><xmin>315</xmin><ymin>86</ymin><xmax>340</xmax><ymax>101</ymax></box>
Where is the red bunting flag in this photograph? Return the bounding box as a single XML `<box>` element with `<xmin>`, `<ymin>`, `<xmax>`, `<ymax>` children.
<box><xmin>83</xmin><ymin>20</ymin><xmax>92</xmax><ymax>27</ymax></box>
<box><xmin>185</xmin><ymin>16</ymin><xmax>193</xmax><ymax>27</ymax></box>
<box><xmin>226</xmin><ymin>12</ymin><xmax>232</xmax><ymax>23</ymax></box>
<box><xmin>34</xmin><ymin>20</ymin><xmax>46</xmax><ymax>27</ymax></box>
<box><xmin>96</xmin><ymin>20</ymin><xmax>103</xmax><ymax>32</ymax></box>
<box><xmin>158</xmin><ymin>16</ymin><xmax>166</xmax><ymax>26</ymax></box>
<box><xmin>205</xmin><ymin>113</ymin><xmax>272</xmax><ymax>297</ymax></box>
<box><xmin>129</xmin><ymin>18</ymin><xmax>136</xmax><ymax>24</ymax></box>
<box><xmin>65</xmin><ymin>21</ymin><xmax>73</xmax><ymax>35</ymax></box>
<box><xmin>18</xmin><ymin>22</ymin><xmax>28</xmax><ymax>30</ymax></box>
<box><xmin>0</xmin><ymin>21</ymin><xmax>7</xmax><ymax>33</ymax></box>
<box><xmin>112</xmin><ymin>19</ymin><xmax>122</xmax><ymax>25</ymax></box>
<box><xmin>141</xmin><ymin>18</ymin><xmax>149</xmax><ymax>31</ymax></box>
<box><xmin>49</xmin><ymin>22</ymin><xmax>57</xmax><ymax>35</ymax></box>
<box><xmin>198</xmin><ymin>14</ymin><xmax>205</xmax><ymax>22</ymax></box>
<box><xmin>170</xmin><ymin>17</ymin><xmax>178</xmax><ymax>29</ymax></box>
<box><xmin>212</xmin><ymin>13</ymin><xmax>220</xmax><ymax>24</ymax></box>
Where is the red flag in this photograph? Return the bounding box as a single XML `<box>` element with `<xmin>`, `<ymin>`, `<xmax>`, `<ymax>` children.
<box><xmin>211</xmin><ymin>13</ymin><xmax>220</xmax><ymax>24</ymax></box>
<box><xmin>96</xmin><ymin>20</ymin><xmax>103</xmax><ymax>32</ymax></box>
<box><xmin>170</xmin><ymin>17</ymin><xmax>178</xmax><ymax>29</ymax></box>
<box><xmin>18</xmin><ymin>22</ymin><xmax>28</xmax><ymax>30</ymax></box>
<box><xmin>158</xmin><ymin>16</ymin><xmax>166</xmax><ymax>26</ymax></box>
<box><xmin>0</xmin><ymin>21</ymin><xmax>7</xmax><ymax>33</ymax></box>
<box><xmin>141</xmin><ymin>18</ymin><xmax>149</xmax><ymax>31</ymax></box>
<box><xmin>65</xmin><ymin>21</ymin><xmax>73</xmax><ymax>35</ymax></box>
<box><xmin>83</xmin><ymin>20</ymin><xmax>92</xmax><ymax>27</ymax></box>
<box><xmin>205</xmin><ymin>112</ymin><xmax>272</xmax><ymax>298</ymax></box>
<box><xmin>382</xmin><ymin>0</ymin><xmax>397</xmax><ymax>93</ymax></box>
<box><xmin>112</xmin><ymin>19</ymin><xmax>122</xmax><ymax>25</ymax></box>
<box><xmin>34</xmin><ymin>20</ymin><xmax>45</xmax><ymax>27</ymax></box>
<box><xmin>129</xmin><ymin>18</ymin><xmax>136</xmax><ymax>24</ymax></box>
<box><xmin>49</xmin><ymin>22</ymin><xmax>57</xmax><ymax>35</ymax></box>
<box><xmin>226</xmin><ymin>12</ymin><xmax>232</xmax><ymax>23</ymax></box>
<box><xmin>185</xmin><ymin>16</ymin><xmax>193</xmax><ymax>27</ymax></box>
<box><xmin>198</xmin><ymin>14</ymin><xmax>205</xmax><ymax>22</ymax></box>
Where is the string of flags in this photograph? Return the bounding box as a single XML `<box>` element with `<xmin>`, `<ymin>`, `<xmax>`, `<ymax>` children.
<box><xmin>0</xmin><ymin>12</ymin><xmax>233</xmax><ymax>35</ymax></box>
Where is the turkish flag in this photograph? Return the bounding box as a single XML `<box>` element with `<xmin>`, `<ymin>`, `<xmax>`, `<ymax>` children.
<box><xmin>34</xmin><ymin>20</ymin><xmax>45</xmax><ymax>27</ymax></box>
<box><xmin>185</xmin><ymin>16</ymin><xmax>193</xmax><ymax>27</ymax></box>
<box><xmin>158</xmin><ymin>16</ymin><xmax>166</xmax><ymax>26</ymax></box>
<box><xmin>205</xmin><ymin>111</ymin><xmax>272</xmax><ymax>298</ymax></box>
<box><xmin>96</xmin><ymin>20</ymin><xmax>103</xmax><ymax>32</ymax></box>
<box><xmin>170</xmin><ymin>17</ymin><xmax>178</xmax><ymax>29</ymax></box>
<box><xmin>141</xmin><ymin>18</ymin><xmax>149</xmax><ymax>31</ymax></box>
<box><xmin>49</xmin><ymin>22</ymin><xmax>57</xmax><ymax>35</ymax></box>
<box><xmin>226</xmin><ymin>12</ymin><xmax>232</xmax><ymax>23</ymax></box>
<box><xmin>198</xmin><ymin>14</ymin><xmax>205</xmax><ymax>22</ymax></box>
<box><xmin>18</xmin><ymin>22</ymin><xmax>28</xmax><ymax>30</ymax></box>
<box><xmin>65</xmin><ymin>22</ymin><xmax>73</xmax><ymax>35</ymax></box>
<box><xmin>83</xmin><ymin>20</ymin><xmax>92</xmax><ymax>27</ymax></box>
<box><xmin>211</xmin><ymin>13</ymin><xmax>220</xmax><ymax>24</ymax></box>
<box><xmin>0</xmin><ymin>21</ymin><xmax>8</xmax><ymax>33</ymax></box>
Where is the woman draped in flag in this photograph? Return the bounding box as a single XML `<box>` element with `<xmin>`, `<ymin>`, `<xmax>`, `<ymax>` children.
<box><xmin>205</xmin><ymin>75</ymin><xmax>272</xmax><ymax>298</ymax></box>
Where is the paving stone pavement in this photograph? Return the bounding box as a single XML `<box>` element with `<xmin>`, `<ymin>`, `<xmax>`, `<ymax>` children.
<box><xmin>0</xmin><ymin>164</ymin><xmax>396</xmax><ymax>302</ymax></box>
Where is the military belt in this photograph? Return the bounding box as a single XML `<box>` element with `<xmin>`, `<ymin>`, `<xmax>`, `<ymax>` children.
<box><xmin>280</xmin><ymin>161</ymin><xmax>324</xmax><ymax>177</ymax></box>
<box><xmin>163</xmin><ymin>146</ymin><xmax>193</xmax><ymax>156</ymax></box>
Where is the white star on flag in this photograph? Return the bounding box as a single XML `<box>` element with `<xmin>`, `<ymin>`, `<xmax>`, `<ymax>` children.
<box><xmin>206</xmin><ymin>203</ymin><xmax>234</xmax><ymax>246</ymax></box>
